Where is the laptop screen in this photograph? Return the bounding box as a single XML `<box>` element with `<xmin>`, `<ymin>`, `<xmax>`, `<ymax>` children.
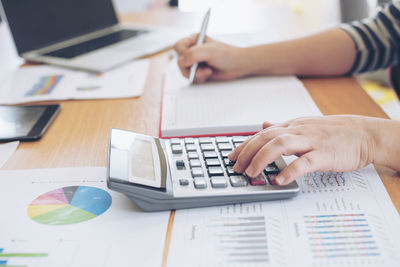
<box><xmin>0</xmin><ymin>0</ymin><xmax>118</xmax><ymax>54</ymax></box>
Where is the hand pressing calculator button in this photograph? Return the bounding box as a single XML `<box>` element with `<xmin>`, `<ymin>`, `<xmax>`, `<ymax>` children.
<box><xmin>108</xmin><ymin>129</ymin><xmax>299</xmax><ymax>211</ymax></box>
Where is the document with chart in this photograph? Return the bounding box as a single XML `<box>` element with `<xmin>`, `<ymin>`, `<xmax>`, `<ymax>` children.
<box><xmin>167</xmin><ymin>164</ymin><xmax>400</xmax><ymax>267</ymax></box>
<box><xmin>0</xmin><ymin>60</ymin><xmax>149</xmax><ymax>104</ymax></box>
<box><xmin>0</xmin><ymin>167</ymin><xmax>170</xmax><ymax>267</ymax></box>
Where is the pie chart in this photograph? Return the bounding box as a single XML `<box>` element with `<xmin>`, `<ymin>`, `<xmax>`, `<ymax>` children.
<box><xmin>28</xmin><ymin>186</ymin><xmax>112</xmax><ymax>225</ymax></box>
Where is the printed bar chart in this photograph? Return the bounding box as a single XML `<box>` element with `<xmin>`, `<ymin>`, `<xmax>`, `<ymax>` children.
<box><xmin>24</xmin><ymin>75</ymin><xmax>63</xmax><ymax>97</ymax></box>
<box><xmin>0</xmin><ymin>247</ymin><xmax>48</xmax><ymax>267</ymax></box>
<box><xmin>209</xmin><ymin>216</ymin><xmax>269</xmax><ymax>264</ymax></box>
<box><xmin>300</xmin><ymin>170</ymin><xmax>370</xmax><ymax>193</ymax></box>
<box><xmin>76</xmin><ymin>86</ymin><xmax>100</xmax><ymax>91</ymax></box>
<box><xmin>304</xmin><ymin>214</ymin><xmax>381</xmax><ymax>260</ymax></box>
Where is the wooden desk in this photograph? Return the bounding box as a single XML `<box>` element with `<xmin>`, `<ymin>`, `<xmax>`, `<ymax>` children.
<box><xmin>2</xmin><ymin>7</ymin><xmax>400</xmax><ymax>266</ymax></box>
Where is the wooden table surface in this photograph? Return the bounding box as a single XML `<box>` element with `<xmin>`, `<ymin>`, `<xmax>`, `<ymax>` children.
<box><xmin>2</xmin><ymin>7</ymin><xmax>400</xmax><ymax>266</ymax></box>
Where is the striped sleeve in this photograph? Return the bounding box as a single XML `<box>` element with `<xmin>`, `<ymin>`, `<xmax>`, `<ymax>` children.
<box><xmin>340</xmin><ymin>0</ymin><xmax>400</xmax><ymax>74</ymax></box>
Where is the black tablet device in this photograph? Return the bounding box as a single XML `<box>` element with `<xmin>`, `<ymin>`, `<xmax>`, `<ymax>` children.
<box><xmin>0</xmin><ymin>104</ymin><xmax>60</xmax><ymax>142</ymax></box>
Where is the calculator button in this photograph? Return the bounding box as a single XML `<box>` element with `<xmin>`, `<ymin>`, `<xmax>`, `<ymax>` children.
<box><xmin>179</xmin><ymin>179</ymin><xmax>190</xmax><ymax>186</ymax></box>
<box><xmin>199</xmin><ymin>137</ymin><xmax>212</xmax><ymax>144</ymax></box>
<box><xmin>205</xmin><ymin>158</ymin><xmax>221</xmax><ymax>167</ymax></box>
<box><xmin>189</xmin><ymin>159</ymin><xmax>202</xmax><ymax>168</ymax></box>
<box><xmin>226</xmin><ymin>166</ymin><xmax>240</xmax><ymax>176</ymax></box>
<box><xmin>220</xmin><ymin>150</ymin><xmax>232</xmax><ymax>158</ymax></box>
<box><xmin>191</xmin><ymin>168</ymin><xmax>204</xmax><ymax>177</ymax></box>
<box><xmin>249</xmin><ymin>174</ymin><xmax>267</xmax><ymax>186</ymax></box>
<box><xmin>208</xmin><ymin>166</ymin><xmax>224</xmax><ymax>176</ymax></box>
<box><xmin>210</xmin><ymin>176</ymin><xmax>228</xmax><ymax>188</ymax></box>
<box><xmin>184</xmin><ymin>138</ymin><xmax>195</xmax><ymax>144</ymax></box>
<box><xmin>215</xmin><ymin>136</ymin><xmax>229</xmax><ymax>143</ymax></box>
<box><xmin>170</xmin><ymin>138</ymin><xmax>181</xmax><ymax>145</ymax></box>
<box><xmin>187</xmin><ymin>152</ymin><xmax>199</xmax><ymax>159</ymax></box>
<box><xmin>186</xmin><ymin>144</ymin><xmax>197</xmax><ymax>152</ymax></box>
<box><xmin>203</xmin><ymin>151</ymin><xmax>218</xmax><ymax>158</ymax></box>
<box><xmin>232</xmin><ymin>136</ymin><xmax>247</xmax><ymax>143</ymax></box>
<box><xmin>200</xmin><ymin>143</ymin><xmax>215</xmax><ymax>151</ymax></box>
<box><xmin>234</xmin><ymin>142</ymin><xmax>243</xmax><ymax>148</ymax></box>
<box><xmin>218</xmin><ymin>143</ymin><xmax>233</xmax><ymax>151</ymax></box>
<box><xmin>175</xmin><ymin>160</ymin><xmax>186</xmax><ymax>170</ymax></box>
<box><xmin>194</xmin><ymin>177</ymin><xmax>207</xmax><ymax>189</ymax></box>
<box><xmin>264</xmin><ymin>163</ymin><xmax>280</xmax><ymax>174</ymax></box>
<box><xmin>229</xmin><ymin>176</ymin><xmax>248</xmax><ymax>187</ymax></box>
<box><xmin>171</xmin><ymin>145</ymin><xmax>183</xmax><ymax>154</ymax></box>
<box><xmin>267</xmin><ymin>174</ymin><xmax>279</xmax><ymax>185</ymax></box>
<box><xmin>223</xmin><ymin>158</ymin><xmax>234</xmax><ymax>166</ymax></box>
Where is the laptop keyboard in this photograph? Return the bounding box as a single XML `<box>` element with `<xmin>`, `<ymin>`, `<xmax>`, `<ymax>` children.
<box><xmin>43</xmin><ymin>29</ymin><xmax>147</xmax><ymax>59</ymax></box>
<box><xmin>169</xmin><ymin>136</ymin><xmax>281</xmax><ymax>189</ymax></box>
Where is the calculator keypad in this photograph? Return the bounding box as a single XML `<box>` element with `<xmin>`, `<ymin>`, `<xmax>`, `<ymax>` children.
<box><xmin>168</xmin><ymin>136</ymin><xmax>283</xmax><ymax>193</ymax></box>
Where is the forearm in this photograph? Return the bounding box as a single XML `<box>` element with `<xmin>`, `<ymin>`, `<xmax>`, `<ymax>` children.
<box><xmin>367</xmin><ymin>118</ymin><xmax>400</xmax><ymax>172</ymax></box>
<box><xmin>239</xmin><ymin>28</ymin><xmax>356</xmax><ymax>77</ymax></box>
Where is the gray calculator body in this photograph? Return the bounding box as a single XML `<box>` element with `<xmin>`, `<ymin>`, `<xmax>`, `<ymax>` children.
<box><xmin>107</xmin><ymin>129</ymin><xmax>299</xmax><ymax>212</ymax></box>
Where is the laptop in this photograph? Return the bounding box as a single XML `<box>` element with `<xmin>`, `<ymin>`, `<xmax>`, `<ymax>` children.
<box><xmin>0</xmin><ymin>0</ymin><xmax>185</xmax><ymax>72</ymax></box>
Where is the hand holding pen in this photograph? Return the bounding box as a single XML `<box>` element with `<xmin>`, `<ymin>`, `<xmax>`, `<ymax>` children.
<box><xmin>173</xmin><ymin>10</ymin><xmax>249</xmax><ymax>84</ymax></box>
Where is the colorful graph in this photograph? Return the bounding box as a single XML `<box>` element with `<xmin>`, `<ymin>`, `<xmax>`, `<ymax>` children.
<box><xmin>25</xmin><ymin>75</ymin><xmax>63</xmax><ymax>96</ymax></box>
<box><xmin>0</xmin><ymin>247</ymin><xmax>48</xmax><ymax>266</ymax></box>
<box><xmin>28</xmin><ymin>186</ymin><xmax>112</xmax><ymax>225</ymax></box>
<box><xmin>300</xmin><ymin>170</ymin><xmax>370</xmax><ymax>193</ymax></box>
<box><xmin>76</xmin><ymin>86</ymin><xmax>100</xmax><ymax>91</ymax></box>
<box><xmin>304</xmin><ymin>214</ymin><xmax>380</xmax><ymax>259</ymax></box>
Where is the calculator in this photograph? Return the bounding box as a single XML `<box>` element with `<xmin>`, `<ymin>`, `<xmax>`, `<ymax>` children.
<box><xmin>107</xmin><ymin>129</ymin><xmax>299</xmax><ymax>211</ymax></box>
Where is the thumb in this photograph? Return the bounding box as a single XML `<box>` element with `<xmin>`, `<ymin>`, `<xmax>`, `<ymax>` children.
<box><xmin>275</xmin><ymin>152</ymin><xmax>320</xmax><ymax>185</ymax></box>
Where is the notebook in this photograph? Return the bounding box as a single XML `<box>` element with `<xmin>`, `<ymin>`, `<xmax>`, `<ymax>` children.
<box><xmin>160</xmin><ymin>63</ymin><xmax>322</xmax><ymax>138</ymax></box>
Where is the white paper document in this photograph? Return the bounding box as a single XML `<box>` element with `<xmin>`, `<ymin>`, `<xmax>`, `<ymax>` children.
<box><xmin>0</xmin><ymin>167</ymin><xmax>170</xmax><ymax>267</ymax></box>
<box><xmin>161</xmin><ymin>63</ymin><xmax>321</xmax><ymax>137</ymax></box>
<box><xmin>0</xmin><ymin>141</ymin><xmax>19</xmax><ymax>168</ymax></box>
<box><xmin>168</xmin><ymin>165</ymin><xmax>400</xmax><ymax>267</ymax></box>
<box><xmin>0</xmin><ymin>60</ymin><xmax>149</xmax><ymax>104</ymax></box>
<box><xmin>211</xmin><ymin>32</ymin><xmax>285</xmax><ymax>48</ymax></box>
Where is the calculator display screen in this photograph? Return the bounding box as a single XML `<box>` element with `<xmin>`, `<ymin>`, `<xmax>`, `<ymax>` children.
<box><xmin>130</xmin><ymin>139</ymin><xmax>156</xmax><ymax>182</ymax></box>
<box><xmin>108</xmin><ymin>129</ymin><xmax>166</xmax><ymax>190</ymax></box>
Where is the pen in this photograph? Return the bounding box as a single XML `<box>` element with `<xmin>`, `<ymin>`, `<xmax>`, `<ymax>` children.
<box><xmin>189</xmin><ymin>8</ymin><xmax>211</xmax><ymax>84</ymax></box>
